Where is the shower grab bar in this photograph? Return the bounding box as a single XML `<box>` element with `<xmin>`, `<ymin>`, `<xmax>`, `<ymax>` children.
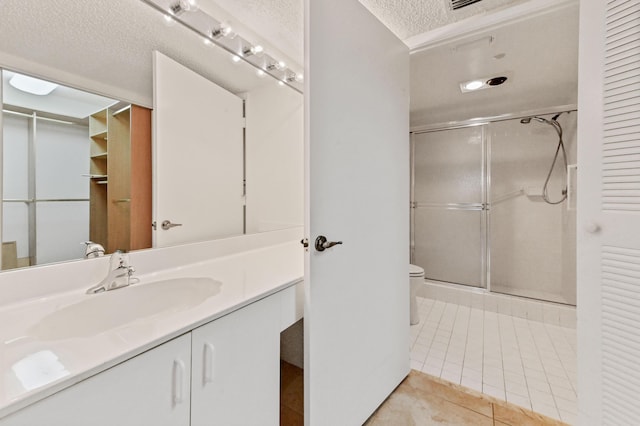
<box><xmin>412</xmin><ymin>202</ymin><xmax>483</xmax><ymax>211</ymax></box>
<box><xmin>491</xmin><ymin>188</ymin><xmax>525</xmax><ymax>206</ymax></box>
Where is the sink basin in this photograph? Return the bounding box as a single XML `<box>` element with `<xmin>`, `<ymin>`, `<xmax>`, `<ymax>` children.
<box><xmin>28</xmin><ymin>277</ymin><xmax>222</xmax><ymax>340</ymax></box>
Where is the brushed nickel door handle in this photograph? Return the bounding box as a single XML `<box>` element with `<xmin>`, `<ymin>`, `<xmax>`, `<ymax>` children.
<box><xmin>315</xmin><ymin>235</ymin><xmax>343</xmax><ymax>252</ymax></box>
<box><xmin>161</xmin><ymin>220</ymin><xmax>183</xmax><ymax>230</ymax></box>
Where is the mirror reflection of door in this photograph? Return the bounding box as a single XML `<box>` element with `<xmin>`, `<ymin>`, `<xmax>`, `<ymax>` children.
<box><xmin>0</xmin><ymin>70</ymin><xmax>152</xmax><ymax>269</ymax></box>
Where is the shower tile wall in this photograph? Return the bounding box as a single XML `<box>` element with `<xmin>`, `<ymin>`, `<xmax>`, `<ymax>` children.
<box><xmin>489</xmin><ymin>113</ymin><xmax>577</xmax><ymax>304</ymax></box>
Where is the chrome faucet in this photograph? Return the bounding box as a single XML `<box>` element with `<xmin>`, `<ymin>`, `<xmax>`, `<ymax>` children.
<box><xmin>83</xmin><ymin>241</ymin><xmax>105</xmax><ymax>259</ymax></box>
<box><xmin>86</xmin><ymin>250</ymin><xmax>136</xmax><ymax>294</ymax></box>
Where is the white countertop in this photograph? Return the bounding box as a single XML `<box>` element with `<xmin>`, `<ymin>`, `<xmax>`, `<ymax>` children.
<box><xmin>0</xmin><ymin>238</ymin><xmax>303</xmax><ymax>419</ymax></box>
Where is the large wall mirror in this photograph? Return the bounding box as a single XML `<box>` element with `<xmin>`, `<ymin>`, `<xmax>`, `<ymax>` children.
<box><xmin>0</xmin><ymin>0</ymin><xmax>303</xmax><ymax>270</ymax></box>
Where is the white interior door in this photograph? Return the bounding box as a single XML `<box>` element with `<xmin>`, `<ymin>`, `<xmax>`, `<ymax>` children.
<box><xmin>578</xmin><ymin>1</ymin><xmax>640</xmax><ymax>424</ymax></box>
<box><xmin>304</xmin><ymin>1</ymin><xmax>410</xmax><ymax>424</ymax></box>
<box><xmin>152</xmin><ymin>51</ymin><xmax>244</xmax><ymax>248</ymax></box>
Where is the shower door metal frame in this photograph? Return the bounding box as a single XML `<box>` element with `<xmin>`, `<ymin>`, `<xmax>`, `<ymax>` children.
<box><xmin>410</xmin><ymin>123</ymin><xmax>489</xmax><ymax>289</ymax></box>
<box><xmin>410</xmin><ymin>103</ymin><xmax>578</xmax><ymax>293</ymax></box>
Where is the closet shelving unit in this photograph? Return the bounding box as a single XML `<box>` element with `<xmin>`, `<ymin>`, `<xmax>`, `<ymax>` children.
<box><xmin>89</xmin><ymin>109</ymin><xmax>109</xmax><ymax>248</ymax></box>
<box><xmin>88</xmin><ymin>105</ymin><xmax>152</xmax><ymax>254</ymax></box>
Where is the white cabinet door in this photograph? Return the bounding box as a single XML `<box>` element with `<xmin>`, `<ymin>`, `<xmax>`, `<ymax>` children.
<box><xmin>191</xmin><ymin>296</ymin><xmax>280</xmax><ymax>426</ymax></box>
<box><xmin>305</xmin><ymin>0</ymin><xmax>410</xmax><ymax>424</ymax></box>
<box><xmin>577</xmin><ymin>1</ymin><xmax>640</xmax><ymax>424</ymax></box>
<box><xmin>1</xmin><ymin>334</ymin><xmax>191</xmax><ymax>426</ymax></box>
<box><xmin>152</xmin><ymin>51</ymin><xmax>244</xmax><ymax>247</ymax></box>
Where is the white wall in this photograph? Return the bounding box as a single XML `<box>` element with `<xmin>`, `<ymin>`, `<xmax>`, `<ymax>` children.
<box><xmin>2</xmin><ymin>113</ymin><xmax>89</xmax><ymax>264</ymax></box>
<box><xmin>34</xmin><ymin>119</ymin><xmax>89</xmax><ymax>264</ymax></box>
<box><xmin>2</xmin><ymin>113</ymin><xmax>29</xmax><ymax>258</ymax></box>
<box><xmin>245</xmin><ymin>84</ymin><xmax>303</xmax><ymax>234</ymax></box>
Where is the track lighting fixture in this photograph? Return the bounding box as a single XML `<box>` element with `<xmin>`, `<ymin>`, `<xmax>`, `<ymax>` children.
<box><xmin>140</xmin><ymin>0</ymin><xmax>303</xmax><ymax>92</ymax></box>
<box><xmin>267</xmin><ymin>61</ymin><xmax>286</xmax><ymax>71</ymax></box>
<box><xmin>169</xmin><ymin>0</ymin><xmax>197</xmax><ymax>16</ymax></box>
<box><xmin>211</xmin><ymin>24</ymin><xmax>234</xmax><ymax>39</ymax></box>
<box><xmin>243</xmin><ymin>45</ymin><xmax>264</xmax><ymax>57</ymax></box>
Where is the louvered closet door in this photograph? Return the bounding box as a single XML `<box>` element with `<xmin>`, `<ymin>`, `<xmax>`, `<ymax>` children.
<box><xmin>578</xmin><ymin>1</ymin><xmax>640</xmax><ymax>424</ymax></box>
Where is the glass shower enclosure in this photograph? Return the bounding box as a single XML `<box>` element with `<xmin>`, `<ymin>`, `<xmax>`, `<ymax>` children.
<box><xmin>411</xmin><ymin>125</ymin><xmax>486</xmax><ymax>288</ymax></box>
<box><xmin>411</xmin><ymin>113</ymin><xmax>577</xmax><ymax>305</ymax></box>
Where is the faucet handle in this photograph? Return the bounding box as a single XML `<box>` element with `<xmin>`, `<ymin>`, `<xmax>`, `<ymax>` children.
<box><xmin>127</xmin><ymin>266</ymin><xmax>140</xmax><ymax>285</ymax></box>
<box><xmin>83</xmin><ymin>241</ymin><xmax>105</xmax><ymax>259</ymax></box>
<box><xmin>110</xmin><ymin>250</ymin><xmax>128</xmax><ymax>267</ymax></box>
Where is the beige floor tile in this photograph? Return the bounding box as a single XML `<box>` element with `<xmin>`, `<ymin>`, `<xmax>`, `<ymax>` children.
<box><xmin>365</xmin><ymin>389</ymin><xmax>493</xmax><ymax>426</ymax></box>
<box><xmin>280</xmin><ymin>360</ymin><xmax>570</xmax><ymax>426</ymax></box>
<box><xmin>404</xmin><ymin>370</ymin><xmax>494</xmax><ymax>417</ymax></box>
<box><xmin>493</xmin><ymin>401</ymin><xmax>567</xmax><ymax>426</ymax></box>
<box><xmin>281</xmin><ymin>405</ymin><xmax>304</xmax><ymax>426</ymax></box>
<box><xmin>281</xmin><ymin>361</ymin><xmax>304</xmax><ymax>415</ymax></box>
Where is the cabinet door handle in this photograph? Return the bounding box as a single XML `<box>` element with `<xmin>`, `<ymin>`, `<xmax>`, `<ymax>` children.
<box><xmin>172</xmin><ymin>359</ymin><xmax>185</xmax><ymax>405</ymax></box>
<box><xmin>203</xmin><ymin>343</ymin><xmax>215</xmax><ymax>385</ymax></box>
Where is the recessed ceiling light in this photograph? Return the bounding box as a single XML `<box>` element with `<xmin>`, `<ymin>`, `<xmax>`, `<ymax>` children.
<box><xmin>9</xmin><ymin>74</ymin><xmax>58</xmax><ymax>96</ymax></box>
<box><xmin>460</xmin><ymin>74</ymin><xmax>510</xmax><ymax>93</ymax></box>
<box><xmin>463</xmin><ymin>80</ymin><xmax>484</xmax><ymax>91</ymax></box>
<box><xmin>487</xmin><ymin>76</ymin><xmax>508</xmax><ymax>86</ymax></box>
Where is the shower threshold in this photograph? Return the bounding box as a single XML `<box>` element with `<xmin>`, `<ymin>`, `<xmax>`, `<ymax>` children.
<box><xmin>419</xmin><ymin>279</ymin><xmax>577</xmax><ymax>312</ymax></box>
<box><xmin>490</xmin><ymin>284</ymin><xmax>572</xmax><ymax>306</ymax></box>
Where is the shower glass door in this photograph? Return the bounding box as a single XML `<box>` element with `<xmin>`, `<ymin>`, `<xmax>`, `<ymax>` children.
<box><xmin>412</xmin><ymin>125</ymin><xmax>486</xmax><ymax>288</ymax></box>
<box><xmin>488</xmin><ymin>115</ymin><xmax>577</xmax><ymax>304</ymax></box>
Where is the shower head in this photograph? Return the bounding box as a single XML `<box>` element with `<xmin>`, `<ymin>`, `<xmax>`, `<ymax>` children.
<box><xmin>520</xmin><ymin>116</ymin><xmax>547</xmax><ymax>124</ymax></box>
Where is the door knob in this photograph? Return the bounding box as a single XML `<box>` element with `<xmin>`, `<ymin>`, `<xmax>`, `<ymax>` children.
<box><xmin>161</xmin><ymin>220</ymin><xmax>183</xmax><ymax>230</ymax></box>
<box><xmin>584</xmin><ymin>223</ymin><xmax>601</xmax><ymax>234</ymax></box>
<box><xmin>315</xmin><ymin>235</ymin><xmax>343</xmax><ymax>252</ymax></box>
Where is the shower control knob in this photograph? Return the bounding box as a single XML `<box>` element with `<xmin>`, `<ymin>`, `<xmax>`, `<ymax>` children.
<box><xmin>584</xmin><ymin>223</ymin><xmax>601</xmax><ymax>234</ymax></box>
<box><xmin>315</xmin><ymin>235</ymin><xmax>343</xmax><ymax>252</ymax></box>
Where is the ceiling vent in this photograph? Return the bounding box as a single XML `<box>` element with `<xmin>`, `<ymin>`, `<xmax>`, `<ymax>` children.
<box><xmin>450</xmin><ymin>0</ymin><xmax>484</xmax><ymax>10</ymax></box>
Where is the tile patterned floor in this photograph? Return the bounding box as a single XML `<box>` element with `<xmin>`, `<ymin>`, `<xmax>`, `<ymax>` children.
<box><xmin>410</xmin><ymin>296</ymin><xmax>577</xmax><ymax>425</ymax></box>
<box><xmin>281</xmin><ymin>361</ymin><xmax>567</xmax><ymax>426</ymax></box>
<box><xmin>366</xmin><ymin>370</ymin><xmax>568</xmax><ymax>426</ymax></box>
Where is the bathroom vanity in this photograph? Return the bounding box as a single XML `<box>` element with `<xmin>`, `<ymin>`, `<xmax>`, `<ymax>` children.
<box><xmin>0</xmin><ymin>228</ymin><xmax>304</xmax><ymax>425</ymax></box>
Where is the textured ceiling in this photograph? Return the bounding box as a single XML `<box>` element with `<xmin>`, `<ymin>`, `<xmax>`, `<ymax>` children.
<box><xmin>203</xmin><ymin>0</ymin><xmax>528</xmax><ymax>66</ymax></box>
<box><xmin>0</xmin><ymin>0</ymin><xmax>280</xmax><ymax>107</ymax></box>
<box><xmin>410</xmin><ymin>3</ymin><xmax>579</xmax><ymax>126</ymax></box>
<box><xmin>360</xmin><ymin>0</ymin><xmax>526</xmax><ymax>40</ymax></box>
<box><xmin>214</xmin><ymin>0</ymin><xmax>578</xmax><ymax>126</ymax></box>
<box><xmin>200</xmin><ymin>0</ymin><xmax>304</xmax><ymax>69</ymax></box>
<box><xmin>0</xmin><ymin>0</ymin><xmax>577</xmax><ymax>124</ymax></box>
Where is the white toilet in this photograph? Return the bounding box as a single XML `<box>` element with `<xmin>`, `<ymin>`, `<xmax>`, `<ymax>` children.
<box><xmin>409</xmin><ymin>264</ymin><xmax>424</xmax><ymax>325</ymax></box>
